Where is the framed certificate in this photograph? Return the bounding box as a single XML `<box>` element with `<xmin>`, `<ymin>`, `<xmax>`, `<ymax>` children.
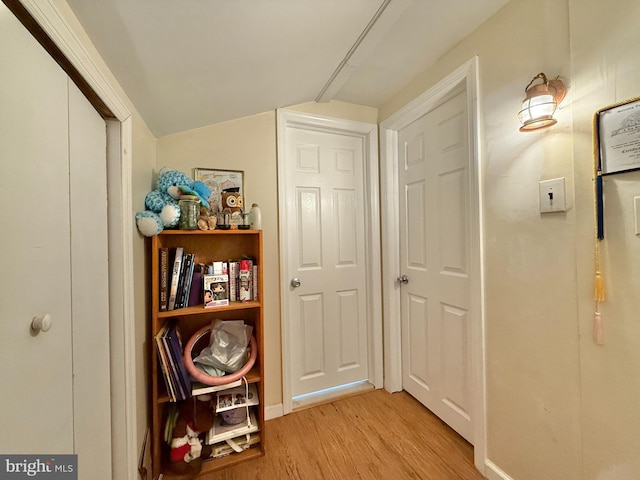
<box><xmin>596</xmin><ymin>96</ymin><xmax>640</xmax><ymax>175</ymax></box>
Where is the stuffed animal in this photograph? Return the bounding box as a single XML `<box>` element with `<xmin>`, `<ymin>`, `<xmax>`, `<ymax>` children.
<box><xmin>168</xmin><ymin>397</ymin><xmax>215</xmax><ymax>475</ymax></box>
<box><xmin>135</xmin><ymin>168</ymin><xmax>211</xmax><ymax>237</ymax></box>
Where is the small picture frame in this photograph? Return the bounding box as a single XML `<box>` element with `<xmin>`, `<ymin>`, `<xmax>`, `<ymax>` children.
<box><xmin>596</xmin><ymin>96</ymin><xmax>640</xmax><ymax>175</ymax></box>
<box><xmin>194</xmin><ymin>168</ymin><xmax>245</xmax><ymax>224</ymax></box>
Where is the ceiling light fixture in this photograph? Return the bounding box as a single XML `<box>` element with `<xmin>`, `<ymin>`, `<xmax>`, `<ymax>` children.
<box><xmin>518</xmin><ymin>72</ymin><xmax>566</xmax><ymax>132</ymax></box>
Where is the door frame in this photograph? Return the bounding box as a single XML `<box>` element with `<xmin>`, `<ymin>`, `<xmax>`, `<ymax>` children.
<box><xmin>16</xmin><ymin>1</ymin><xmax>138</xmax><ymax>478</ymax></box>
<box><xmin>277</xmin><ymin>109</ymin><xmax>383</xmax><ymax>415</ymax></box>
<box><xmin>380</xmin><ymin>56</ymin><xmax>487</xmax><ymax>472</ymax></box>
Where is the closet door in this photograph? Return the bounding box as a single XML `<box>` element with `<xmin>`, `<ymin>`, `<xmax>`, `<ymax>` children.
<box><xmin>0</xmin><ymin>1</ymin><xmax>74</xmax><ymax>452</ymax></box>
<box><xmin>0</xmin><ymin>8</ymin><xmax>111</xmax><ymax>476</ymax></box>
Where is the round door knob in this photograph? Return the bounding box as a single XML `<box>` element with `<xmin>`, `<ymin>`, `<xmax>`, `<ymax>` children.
<box><xmin>396</xmin><ymin>274</ymin><xmax>409</xmax><ymax>285</ymax></box>
<box><xmin>31</xmin><ymin>314</ymin><xmax>52</xmax><ymax>333</ymax></box>
<box><xmin>290</xmin><ymin>277</ymin><xmax>301</xmax><ymax>288</ymax></box>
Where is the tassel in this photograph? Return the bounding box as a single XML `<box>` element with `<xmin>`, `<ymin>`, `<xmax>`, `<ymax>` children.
<box><xmin>594</xmin><ymin>270</ymin><xmax>605</xmax><ymax>302</ymax></box>
<box><xmin>593</xmin><ymin>311</ymin><xmax>604</xmax><ymax>345</ymax></box>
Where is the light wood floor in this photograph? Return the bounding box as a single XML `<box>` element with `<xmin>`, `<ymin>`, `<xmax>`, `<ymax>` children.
<box><xmin>206</xmin><ymin>389</ymin><xmax>485</xmax><ymax>480</ymax></box>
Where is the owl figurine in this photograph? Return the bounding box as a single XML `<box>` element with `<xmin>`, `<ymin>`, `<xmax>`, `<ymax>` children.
<box><xmin>221</xmin><ymin>191</ymin><xmax>243</xmax><ymax>213</ymax></box>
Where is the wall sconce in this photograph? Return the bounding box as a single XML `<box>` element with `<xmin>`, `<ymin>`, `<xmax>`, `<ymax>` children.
<box><xmin>518</xmin><ymin>72</ymin><xmax>567</xmax><ymax>132</ymax></box>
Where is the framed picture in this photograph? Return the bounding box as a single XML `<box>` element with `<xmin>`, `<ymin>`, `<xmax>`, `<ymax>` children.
<box><xmin>596</xmin><ymin>96</ymin><xmax>640</xmax><ymax>175</ymax></box>
<box><xmin>194</xmin><ymin>168</ymin><xmax>245</xmax><ymax>222</ymax></box>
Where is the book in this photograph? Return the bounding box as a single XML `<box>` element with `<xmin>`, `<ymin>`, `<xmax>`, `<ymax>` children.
<box><xmin>182</xmin><ymin>254</ymin><xmax>196</xmax><ymax>308</ymax></box>
<box><xmin>228</xmin><ymin>260</ymin><xmax>238</xmax><ymax>301</ymax></box>
<box><xmin>188</xmin><ymin>266</ymin><xmax>204</xmax><ymax>307</ymax></box>
<box><xmin>155</xmin><ymin>324</ymin><xmax>176</xmax><ymax>402</ymax></box>
<box><xmin>207</xmin><ymin>433</ymin><xmax>260</xmax><ymax>459</ymax></box>
<box><xmin>161</xmin><ymin>324</ymin><xmax>186</xmax><ymax>400</ymax></box>
<box><xmin>204</xmin><ymin>273</ymin><xmax>229</xmax><ymax>307</ymax></box>
<box><xmin>191</xmin><ymin>378</ymin><xmax>243</xmax><ymax>396</ymax></box>
<box><xmin>159</xmin><ymin>247</ymin><xmax>169</xmax><ymax>311</ymax></box>
<box><xmin>167</xmin><ymin>247</ymin><xmax>184</xmax><ymax>310</ymax></box>
<box><xmin>206</xmin><ymin>409</ymin><xmax>259</xmax><ymax>445</ymax></box>
<box><xmin>252</xmin><ymin>264</ymin><xmax>258</xmax><ymax>301</ymax></box>
<box><xmin>165</xmin><ymin>322</ymin><xmax>192</xmax><ymax>400</ymax></box>
<box><xmin>175</xmin><ymin>253</ymin><xmax>194</xmax><ymax>309</ymax></box>
<box><xmin>215</xmin><ymin>383</ymin><xmax>259</xmax><ymax>413</ymax></box>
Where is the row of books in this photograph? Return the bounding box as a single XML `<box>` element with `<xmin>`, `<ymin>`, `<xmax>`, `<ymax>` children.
<box><xmin>155</xmin><ymin>320</ymin><xmax>192</xmax><ymax>402</ymax></box>
<box><xmin>159</xmin><ymin>246</ymin><xmax>259</xmax><ymax>311</ymax></box>
<box><xmin>159</xmin><ymin>247</ymin><xmax>200</xmax><ymax>311</ymax></box>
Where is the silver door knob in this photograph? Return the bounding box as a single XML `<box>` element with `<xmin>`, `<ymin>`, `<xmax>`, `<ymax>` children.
<box><xmin>396</xmin><ymin>274</ymin><xmax>409</xmax><ymax>285</ymax></box>
<box><xmin>290</xmin><ymin>277</ymin><xmax>301</xmax><ymax>288</ymax></box>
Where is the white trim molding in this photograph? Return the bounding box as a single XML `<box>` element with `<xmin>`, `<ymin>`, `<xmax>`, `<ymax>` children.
<box><xmin>17</xmin><ymin>2</ymin><xmax>137</xmax><ymax>479</ymax></box>
<box><xmin>485</xmin><ymin>460</ymin><xmax>515</xmax><ymax>480</ymax></box>
<box><xmin>379</xmin><ymin>56</ymin><xmax>487</xmax><ymax>474</ymax></box>
<box><xmin>276</xmin><ymin>109</ymin><xmax>383</xmax><ymax>415</ymax></box>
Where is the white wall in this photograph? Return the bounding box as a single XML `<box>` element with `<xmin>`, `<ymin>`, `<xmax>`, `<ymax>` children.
<box><xmin>571</xmin><ymin>0</ymin><xmax>640</xmax><ymax>478</ymax></box>
<box><xmin>380</xmin><ymin>0</ymin><xmax>640</xmax><ymax>478</ymax></box>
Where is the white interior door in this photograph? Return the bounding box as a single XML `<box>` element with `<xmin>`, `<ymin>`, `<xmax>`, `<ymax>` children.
<box><xmin>398</xmin><ymin>90</ymin><xmax>474</xmax><ymax>442</ymax></box>
<box><xmin>282</xmin><ymin>123</ymin><xmax>370</xmax><ymax>399</ymax></box>
<box><xmin>0</xmin><ymin>4</ymin><xmax>111</xmax><ymax>474</ymax></box>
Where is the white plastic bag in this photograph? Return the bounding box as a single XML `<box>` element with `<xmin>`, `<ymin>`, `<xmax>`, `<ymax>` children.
<box><xmin>193</xmin><ymin>319</ymin><xmax>253</xmax><ymax>374</ymax></box>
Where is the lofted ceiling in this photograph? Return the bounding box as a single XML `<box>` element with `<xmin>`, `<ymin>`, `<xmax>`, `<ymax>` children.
<box><xmin>65</xmin><ymin>0</ymin><xmax>510</xmax><ymax>137</ymax></box>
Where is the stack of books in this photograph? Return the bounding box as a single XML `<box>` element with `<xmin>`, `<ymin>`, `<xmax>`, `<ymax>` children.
<box><xmin>159</xmin><ymin>247</ymin><xmax>202</xmax><ymax>311</ymax></box>
<box><xmin>155</xmin><ymin>320</ymin><xmax>192</xmax><ymax>402</ymax></box>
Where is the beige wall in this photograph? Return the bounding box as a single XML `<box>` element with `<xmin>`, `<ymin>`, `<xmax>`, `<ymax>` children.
<box><xmin>571</xmin><ymin>0</ymin><xmax>640</xmax><ymax>478</ymax></box>
<box><xmin>155</xmin><ymin>100</ymin><xmax>377</xmax><ymax>407</ymax></box>
<box><xmin>380</xmin><ymin>0</ymin><xmax>640</xmax><ymax>478</ymax></box>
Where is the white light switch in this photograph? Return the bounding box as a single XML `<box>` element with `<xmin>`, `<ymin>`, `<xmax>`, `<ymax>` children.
<box><xmin>539</xmin><ymin>177</ymin><xmax>566</xmax><ymax>213</ymax></box>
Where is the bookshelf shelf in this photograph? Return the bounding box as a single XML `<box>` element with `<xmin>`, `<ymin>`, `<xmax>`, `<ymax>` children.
<box><xmin>157</xmin><ymin>301</ymin><xmax>261</xmax><ymax>319</ymax></box>
<box><xmin>148</xmin><ymin>229</ymin><xmax>265</xmax><ymax>479</ymax></box>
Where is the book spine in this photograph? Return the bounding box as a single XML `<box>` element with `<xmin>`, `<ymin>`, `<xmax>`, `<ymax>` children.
<box><xmin>159</xmin><ymin>247</ymin><xmax>169</xmax><ymax>311</ymax></box>
<box><xmin>188</xmin><ymin>267</ymin><xmax>203</xmax><ymax>307</ymax></box>
<box><xmin>183</xmin><ymin>254</ymin><xmax>196</xmax><ymax>308</ymax></box>
<box><xmin>228</xmin><ymin>260</ymin><xmax>238</xmax><ymax>302</ymax></box>
<box><xmin>176</xmin><ymin>253</ymin><xmax>193</xmax><ymax>309</ymax></box>
<box><xmin>167</xmin><ymin>247</ymin><xmax>184</xmax><ymax>310</ymax></box>
<box><xmin>252</xmin><ymin>264</ymin><xmax>258</xmax><ymax>301</ymax></box>
<box><xmin>166</xmin><ymin>324</ymin><xmax>192</xmax><ymax>400</ymax></box>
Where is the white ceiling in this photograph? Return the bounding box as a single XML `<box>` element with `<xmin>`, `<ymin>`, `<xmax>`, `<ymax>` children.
<box><xmin>65</xmin><ymin>0</ymin><xmax>509</xmax><ymax>137</ymax></box>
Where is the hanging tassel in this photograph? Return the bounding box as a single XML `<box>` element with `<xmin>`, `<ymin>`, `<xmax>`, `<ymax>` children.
<box><xmin>594</xmin><ymin>270</ymin><xmax>605</xmax><ymax>302</ymax></box>
<box><xmin>593</xmin><ymin>310</ymin><xmax>604</xmax><ymax>345</ymax></box>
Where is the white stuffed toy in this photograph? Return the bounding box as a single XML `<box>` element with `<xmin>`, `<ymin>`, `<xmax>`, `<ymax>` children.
<box><xmin>135</xmin><ymin>168</ymin><xmax>211</xmax><ymax>237</ymax></box>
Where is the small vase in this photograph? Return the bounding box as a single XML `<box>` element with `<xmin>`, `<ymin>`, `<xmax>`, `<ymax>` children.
<box><xmin>250</xmin><ymin>203</ymin><xmax>262</xmax><ymax>230</ymax></box>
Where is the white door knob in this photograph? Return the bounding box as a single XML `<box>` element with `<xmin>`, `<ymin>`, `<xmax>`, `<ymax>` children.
<box><xmin>31</xmin><ymin>314</ymin><xmax>52</xmax><ymax>333</ymax></box>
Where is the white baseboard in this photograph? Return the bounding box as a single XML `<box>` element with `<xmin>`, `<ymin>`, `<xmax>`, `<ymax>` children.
<box><xmin>484</xmin><ymin>460</ymin><xmax>514</xmax><ymax>480</ymax></box>
<box><xmin>265</xmin><ymin>403</ymin><xmax>284</xmax><ymax>420</ymax></box>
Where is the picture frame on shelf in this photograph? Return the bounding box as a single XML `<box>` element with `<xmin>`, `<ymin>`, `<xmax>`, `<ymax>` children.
<box><xmin>194</xmin><ymin>168</ymin><xmax>245</xmax><ymax>225</ymax></box>
<box><xmin>596</xmin><ymin>96</ymin><xmax>640</xmax><ymax>175</ymax></box>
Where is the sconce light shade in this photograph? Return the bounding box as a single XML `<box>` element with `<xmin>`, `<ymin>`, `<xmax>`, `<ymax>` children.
<box><xmin>518</xmin><ymin>73</ymin><xmax>566</xmax><ymax>132</ymax></box>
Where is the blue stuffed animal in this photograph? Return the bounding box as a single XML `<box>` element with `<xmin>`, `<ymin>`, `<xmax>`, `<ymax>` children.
<box><xmin>136</xmin><ymin>168</ymin><xmax>211</xmax><ymax>237</ymax></box>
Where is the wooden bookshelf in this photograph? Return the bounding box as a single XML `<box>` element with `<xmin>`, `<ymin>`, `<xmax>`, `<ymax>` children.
<box><xmin>148</xmin><ymin>229</ymin><xmax>264</xmax><ymax>479</ymax></box>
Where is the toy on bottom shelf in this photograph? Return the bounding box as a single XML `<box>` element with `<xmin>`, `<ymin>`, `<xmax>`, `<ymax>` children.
<box><xmin>166</xmin><ymin>396</ymin><xmax>215</xmax><ymax>476</ymax></box>
<box><xmin>135</xmin><ymin>168</ymin><xmax>211</xmax><ymax>237</ymax></box>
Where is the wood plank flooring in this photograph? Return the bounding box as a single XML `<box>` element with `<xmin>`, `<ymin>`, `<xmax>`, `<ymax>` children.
<box><xmin>205</xmin><ymin>389</ymin><xmax>485</xmax><ymax>480</ymax></box>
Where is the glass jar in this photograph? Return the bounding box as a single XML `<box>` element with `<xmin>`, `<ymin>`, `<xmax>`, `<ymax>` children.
<box><xmin>178</xmin><ymin>195</ymin><xmax>199</xmax><ymax>230</ymax></box>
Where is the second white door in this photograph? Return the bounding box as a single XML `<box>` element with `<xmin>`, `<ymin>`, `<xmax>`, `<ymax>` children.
<box><xmin>398</xmin><ymin>90</ymin><xmax>474</xmax><ymax>442</ymax></box>
<box><xmin>282</xmin><ymin>121</ymin><xmax>370</xmax><ymax>399</ymax></box>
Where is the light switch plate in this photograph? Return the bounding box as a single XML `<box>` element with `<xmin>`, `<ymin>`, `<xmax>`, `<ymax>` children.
<box><xmin>539</xmin><ymin>177</ymin><xmax>566</xmax><ymax>213</ymax></box>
